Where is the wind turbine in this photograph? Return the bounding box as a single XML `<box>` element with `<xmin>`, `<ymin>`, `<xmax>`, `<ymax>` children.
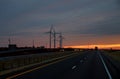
<box><xmin>45</xmin><ymin>25</ymin><xmax>64</xmax><ymax>49</ymax></box>
<box><xmin>45</xmin><ymin>25</ymin><xmax>54</xmax><ymax>48</ymax></box>
<box><xmin>53</xmin><ymin>28</ymin><xmax>60</xmax><ymax>48</ymax></box>
<box><xmin>59</xmin><ymin>33</ymin><xmax>64</xmax><ymax>48</ymax></box>
<box><xmin>56</xmin><ymin>32</ymin><xmax>64</xmax><ymax>48</ymax></box>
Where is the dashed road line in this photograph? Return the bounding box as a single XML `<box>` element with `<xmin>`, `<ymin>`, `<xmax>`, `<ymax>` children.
<box><xmin>72</xmin><ymin>66</ymin><xmax>76</xmax><ymax>69</ymax></box>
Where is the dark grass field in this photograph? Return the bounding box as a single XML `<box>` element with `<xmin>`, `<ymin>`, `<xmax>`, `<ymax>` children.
<box><xmin>105</xmin><ymin>50</ymin><xmax>120</xmax><ymax>62</ymax></box>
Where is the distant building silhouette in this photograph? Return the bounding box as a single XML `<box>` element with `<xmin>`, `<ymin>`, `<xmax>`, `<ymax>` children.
<box><xmin>8</xmin><ymin>44</ymin><xmax>17</xmax><ymax>50</ymax></box>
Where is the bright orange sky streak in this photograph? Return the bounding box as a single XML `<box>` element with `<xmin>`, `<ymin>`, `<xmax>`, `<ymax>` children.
<box><xmin>64</xmin><ymin>44</ymin><xmax>120</xmax><ymax>49</ymax></box>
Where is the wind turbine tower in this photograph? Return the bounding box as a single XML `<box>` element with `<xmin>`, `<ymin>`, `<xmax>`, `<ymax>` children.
<box><xmin>53</xmin><ymin>28</ymin><xmax>60</xmax><ymax>48</ymax></box>
<box><xmin>53</xmin><ymin>29</ymin><xmax>56</xmax><ymax>48</ymax></box>
<box><xmin>45</xmin><ymin>25</ymin><xmax>54</xmax><ymax>49</ymax></box>
<box><xmin>49</xmin><ymin>25</ymin><xmax>54</xmax><ymax>48</ymax></box>
<box><xmin>59</xmin><ymin>33</ymin><xmax>64</xmax><ymax>48</ymax></box>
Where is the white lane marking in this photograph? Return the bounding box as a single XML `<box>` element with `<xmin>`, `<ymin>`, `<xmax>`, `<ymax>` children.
<box><xmin>98</xmin><ymin>51</ymin><xmax>112</xmax><ymax>79</ymax></box>
<box><xmin>72</xmin><ymin>66</ymin><xmax>76</xmax><ymax>69</ymax></box>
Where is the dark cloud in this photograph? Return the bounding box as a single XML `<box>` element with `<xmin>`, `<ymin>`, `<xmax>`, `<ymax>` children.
<box><xmin>80</xmin><ymin>16</ymin><xmax>120</xmax><ymax>35</ymax></box>
<box><xmin>0</xmin><ymin>0</ymin><xmax>120</xmax><ymax>47</ymax></box>
<box><xmin>116</xmin><ymin>0</ymin><xmax>120</xmax><ymax>5</ymax></box>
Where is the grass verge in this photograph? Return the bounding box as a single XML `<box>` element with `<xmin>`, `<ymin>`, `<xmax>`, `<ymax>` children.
<box><xmin>104</xmin><ymin>50</ymin><xmax>120</xmax><ymax>62</ymax></box>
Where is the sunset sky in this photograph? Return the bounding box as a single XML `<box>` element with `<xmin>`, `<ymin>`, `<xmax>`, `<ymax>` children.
<box><xmin>0</xmin><ymin>0</ymin><xmax>120</xmax><ymax>49</ymax></box>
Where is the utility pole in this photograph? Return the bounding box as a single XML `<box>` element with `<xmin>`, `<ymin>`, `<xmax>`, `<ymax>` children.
<box><xmin>8</xmin><ymin>38</ymin><xmax>11</xmax><ymax>45</ymax></box>
<box><xmin>33</xmin><ymin>40</ymin><xmax>35</xmax><ymax>48</ymax></box>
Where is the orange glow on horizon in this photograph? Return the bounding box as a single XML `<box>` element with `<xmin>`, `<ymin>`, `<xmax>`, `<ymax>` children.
<box><xmin>64</xmin><ymin>44</ymin><xmax>120</xmax><ymax>49</ymax></box>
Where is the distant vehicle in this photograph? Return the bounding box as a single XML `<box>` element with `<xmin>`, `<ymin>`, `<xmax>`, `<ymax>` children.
<box><xmin>95</xmin><ymin>46</ymin><xmax>98</xmax><ymax>50</ymax></box>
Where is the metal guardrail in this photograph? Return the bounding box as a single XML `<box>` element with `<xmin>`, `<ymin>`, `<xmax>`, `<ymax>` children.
<box><xmin>0</xmin><ymin>51</ymin><xmax>76</xmax><ymax>73</ymax></box>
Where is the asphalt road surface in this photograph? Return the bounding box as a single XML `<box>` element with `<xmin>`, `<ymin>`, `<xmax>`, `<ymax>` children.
<box><xmin>2</xmin><ymin>50</ymin><xmax>120</xmax><ymax>79</ymax></box>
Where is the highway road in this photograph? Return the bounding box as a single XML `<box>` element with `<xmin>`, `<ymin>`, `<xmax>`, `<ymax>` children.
<box><xmin>1</xmin><ymin>50</ymin><xmax>120</xmax><ymax>79</ymax></box>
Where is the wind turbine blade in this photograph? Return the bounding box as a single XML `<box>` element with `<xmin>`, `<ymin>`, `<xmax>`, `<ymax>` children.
<box><xmin>44</xmin><ymin>32</ymin><xmax>50</xmax><ymax>34</ymax></box>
